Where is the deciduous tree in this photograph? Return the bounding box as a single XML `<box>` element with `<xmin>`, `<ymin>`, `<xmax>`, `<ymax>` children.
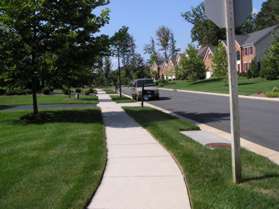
<box><xmin>176</xmin><ymin>45</ymin><xmax>205</xmax><ymax>81</ymax></box>
<box><xmin>212</xmin><ymin>43</ymin><xmax>228</xmax><ymax>78</ymax></box>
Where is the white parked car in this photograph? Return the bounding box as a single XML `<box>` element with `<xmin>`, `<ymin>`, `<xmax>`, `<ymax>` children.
<box><xmin>131</xmin><ymin>79</ymin><xmax>160</xmax><ymax>101</ymax></box>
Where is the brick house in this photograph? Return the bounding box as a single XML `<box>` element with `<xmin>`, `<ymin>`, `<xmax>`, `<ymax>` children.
<box><xmin>201</xmin><ymin>25</ymin><xmax>279</xmax><ymax>79</ymax></box>
<box><xmin>151</xmin><ymin>54</ymin><xmax>184</xmax><ymax>80</ymax></box>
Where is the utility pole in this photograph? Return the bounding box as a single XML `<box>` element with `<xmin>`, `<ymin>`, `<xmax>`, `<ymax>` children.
<box><xmin>225</xmin><ymin>0</ymin><xmax>241</xmax><ymax>183</ymax></box>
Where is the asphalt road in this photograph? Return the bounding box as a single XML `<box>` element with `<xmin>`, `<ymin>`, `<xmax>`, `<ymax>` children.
<box><xmin>123</xmin><ymin>87</ymin><xmax>279</xmax><ymax>152</ymax></box>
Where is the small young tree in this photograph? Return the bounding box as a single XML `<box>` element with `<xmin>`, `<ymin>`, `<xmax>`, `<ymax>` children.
<box><xmin>247</xmin><ymin>60</ymin><xmax>260</xmax><ymax>79</ymax></box>
<box><xmin>144</xmin><ymin>38</ymin><xmax>161</xmax><ymax>79</ymax></box>
<box><xmin>260</xmin><ymin>38</ymin><xmax>279</xmax><ymax>80</ymax></box>
<box><xmin>176</xmin><ymin>45</ymin><xmax>205</xmax><ymax>81</ymax></box>
<box><xmin>212</xmin><ymin>43</ymin><xmax>228</xmax><ymax>78</ymax></box>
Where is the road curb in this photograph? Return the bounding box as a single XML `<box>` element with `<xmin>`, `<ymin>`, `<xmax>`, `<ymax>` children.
<box><xmin>159</xmin><ymin>87</ymin><xmax>279</xmax><ymax>103</ymax></box>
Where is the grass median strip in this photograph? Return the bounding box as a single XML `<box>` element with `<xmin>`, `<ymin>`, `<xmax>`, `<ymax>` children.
<box><xmin>0</xmin><ymin>109</ymin><xmax>106</xmax><ymax>209</ymax></box>
<box><xmin>124</xmin><ymin>107</ymin><xmax>279</xmax><ymax>209</ymax></box>
<box><xmin>111</xmin><ymin>95</ymin><xmax>135</xmax><ymax>103</ymax></box>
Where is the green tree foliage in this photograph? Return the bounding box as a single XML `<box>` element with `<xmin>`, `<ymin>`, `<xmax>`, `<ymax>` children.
<box><xmin>212</xmin><ymin>43</ymin><xmax>228</xmax><ymax>78</ymax></box>
<box><xmin>256</xmin><ymin>0</ymin><xmax>279</xmax><ymax>30</ymax></box>
<box><xmin>176</xmin><ymin>45</ymin><xmax>205</xmax><ymax>81</ymax></box>
<box><xmin>260</xmin><ymin>38</ymin><xmax>279</xmax><ymax>80</ymax></box>
<box><xmin>0</xmin><ymin>0</ymin><xmax>110</xmax><ymax>114</ymax></box>
<box><xmin>182</xmin><ymin>4</ymin><xmax>225</xmax><ymax>46</ymax></box>
<box><xmin>236</xmin><ymin>14</ymin><xmax>257</xmax><ymax>35</ymax></box>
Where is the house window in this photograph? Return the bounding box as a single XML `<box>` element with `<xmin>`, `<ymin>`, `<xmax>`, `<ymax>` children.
<box><xmin>237</xmin><ymin>51</ymin><xmax>241</xmax><ymax>60</ymax></box>
<box><xmin>249</xmin><ymin>47</ymin><xmax>253</xmax><ymax>55</ymax></box>
<box><xmin>243</xmin><ymin>47</ymin><xmax>253</xmax><ymax>56</ymax></box>
<box><xmin>244</xmin><ymin>48</ymin><xmax>248</xmax><ymax>56</ymax></box>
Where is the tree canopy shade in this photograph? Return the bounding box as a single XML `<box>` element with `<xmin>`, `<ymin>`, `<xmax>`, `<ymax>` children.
<box><xmin>0</xmin><ymin>0</ymin><xmax>110</xmax><ymax>114</ymax></box>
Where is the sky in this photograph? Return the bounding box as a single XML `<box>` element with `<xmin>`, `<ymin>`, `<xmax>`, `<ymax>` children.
<box><xmin>99</xmin><ymin>0</ymin><xmax>266</xmax><ymax>60</ymax></box>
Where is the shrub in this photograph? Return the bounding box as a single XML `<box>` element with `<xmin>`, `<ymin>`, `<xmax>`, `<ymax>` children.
<box><xmin>265</xmin><ymin>86</ymin><xmax>279</xmax><ymax>98</ymax></box>
<box><xmin>156</xmin><ymin>80</ymin><xmax>169</xmax><ymax>87</ymax></box>
<box><xmin>0</xmin><ymin>88</ymin><xmax>6</xmax><ymax>95</ymax></box>
<box><xmin>75</xmin><ymin>88</ymin><xmax>82</xmax><ymax>94</ymax></box>
<box><xmin>42</xmin><ymin>88</ymin><xmax>51</xmax><ymax>95</ymax></box>
<box><xmin>62</xmin><ymin>88</ymin><xmax>72</xmax><ymax>95</ymax></box>
<box><xmin>6</xmin><ymin>88</ymin><xmax>27</xmax><ymax>95</ymax></box>
<box><xmin>272</xmin><ymin>86</ymin><xmax>279</xmax><ymax>93</ymax></box>
<box><xmin>85</xmin><ymin>88</ymin><xmax>96</xmax><ymax>95</ymax></box>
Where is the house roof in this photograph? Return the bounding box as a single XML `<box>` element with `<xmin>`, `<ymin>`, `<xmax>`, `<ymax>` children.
<box><xmin>198</xmin><ymin>45</ymin><xmax>216</xmax><ymax>60</ymax></box>
<box><xmin>235</xmin><ymin>25</ymin><xmax>279</xmax><ymax>47</ymax></box>
<box><xmin>198</xmin><ymin>46</ymin><xmax>208</xmax><ymax>58</ymax></box>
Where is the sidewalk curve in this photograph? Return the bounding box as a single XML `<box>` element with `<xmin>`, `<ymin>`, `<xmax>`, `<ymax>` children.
<box><xmin>87</xmin><ymin>90</ymin><xmax>191</xmax><ymax>209</ymax></box>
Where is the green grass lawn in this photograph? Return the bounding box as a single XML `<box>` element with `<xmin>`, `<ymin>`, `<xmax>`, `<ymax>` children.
<box><xmin>163</xmin><ymin>77</ymin><xmax>279</xmax><ymax>96</ymax></box>
<box><xmin>111</xmin><ymin>95</ymin><xmax>135</xmax><ymax>103</ymax></box>
<box><xmin>0</xmin><ymin>94</ymin><xmax>98</xmax><ymax>106</ymax></box>
<box><xmin>0</xmin><ymin>109</ymin><xmax>106</xmax><ymax>209</ymax></box>
<box><xmin>124</xmin><ymin>107</ymin><xmax>279</xmax><ymax>209</ymax></box>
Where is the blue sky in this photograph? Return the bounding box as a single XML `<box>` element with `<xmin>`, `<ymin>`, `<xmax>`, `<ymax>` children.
<box><xmin>99</xmin><ymin>0</ymin><xmax>266</xmax><ymax>59</ymax></box>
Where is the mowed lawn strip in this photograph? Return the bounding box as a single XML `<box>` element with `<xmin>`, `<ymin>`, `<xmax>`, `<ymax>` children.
<box><xmin>163</xmin><ymin>77</ymin><xmax>279</xmax><ymax>96</ymax></box>
<box><xmin>0</xmin><ymin>95</ymin><xmax>98</xmax><ymax>106</ymax></box>
<box><xmin>124</xmin><ymin>107</ymin><xmax>279</xmax><ymax>209</ymax></box>
<box><xmin>0</xmin><ymin>109</ymin><xmax>106</xmax><ymax>209</ymax></box>
<box><xmin>111</xmin><ymin>95</ymin><xmax>135</xmax><ymax>103</ymax></box>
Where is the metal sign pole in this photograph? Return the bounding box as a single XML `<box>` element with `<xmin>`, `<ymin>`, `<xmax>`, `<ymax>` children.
<box><xmin>225</xmin><ymin>0</ymin><xmax>241</xmax><ymax>184</ymax></box>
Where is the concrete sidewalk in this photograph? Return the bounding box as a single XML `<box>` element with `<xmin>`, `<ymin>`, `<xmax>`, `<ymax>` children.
<box><xmin>88</xmin><ymin>90</ymin><xmax>191</xmax><ymax>209</ymax></box>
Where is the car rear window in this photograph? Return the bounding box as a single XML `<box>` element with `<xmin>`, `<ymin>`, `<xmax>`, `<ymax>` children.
<box><xmin>136</xmin><ymin>79</ymin><xmax>155</xmax><ymax>87</ymax></box>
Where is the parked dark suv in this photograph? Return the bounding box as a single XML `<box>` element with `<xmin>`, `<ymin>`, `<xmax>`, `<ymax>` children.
<box><xmin>131</xmin><ymin>79</ymin><xmax>160</xmax><ymax>101</ymax></box>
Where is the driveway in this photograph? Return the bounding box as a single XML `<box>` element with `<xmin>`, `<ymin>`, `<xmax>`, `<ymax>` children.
<box><xmin>123</xmin><ymin>87</ymin><xmax>279</xmax><ymax>152</ymax></box>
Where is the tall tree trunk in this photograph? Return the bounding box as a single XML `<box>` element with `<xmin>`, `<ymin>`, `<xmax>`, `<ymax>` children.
<box><xmin>118</xmin><ymin>49</ymin><xmax>122</xmax><ymax>97</ymax></box>
<box><xmin>32</xmin><ymin>76</ymin><xmax>39</xmax><ymax>115</ymax></box>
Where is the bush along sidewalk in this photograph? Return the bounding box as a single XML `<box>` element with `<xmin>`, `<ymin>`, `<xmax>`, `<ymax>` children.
<box><xmin>124</xmin><ymin>107</ymin><xmax>279</xmax><ymax>209</ymax></box>
<box><xmin>265</xmin><ymin>87</ymin><xmax>279</xmax><ymax>98</ymax></box>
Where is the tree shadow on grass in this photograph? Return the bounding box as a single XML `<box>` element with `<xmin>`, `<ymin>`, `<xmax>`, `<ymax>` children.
<box><xmin>239</xmin><ymin>82</ymin><xmax>256</xmax><ymax>86</ymax></box>
<box><xmin>0</xmin><ymin>105</ymin><xmax>14</xmax><ymax>110</ymax></box>
<box><xmin>174</xmin><ymin>111</ymin><xmax>230</xmax><ymax>124</ymax></box>
<box><xmin>20</xmin><ymin>109</ymin><xmax>102</xmax><ymax>125</ymax></box>
<box><xmin>191</xmin><ymin>78</ymin><xmax>223</xmax><ymax>85</ymax></box>
<box><xmin>242</xmin><ymin>174</ymin><xmax>279</xmax><ymax>183</ymax></box>
<box><xmin>79</xmin><ymin>97</ymin><xmax>98</xmax><ymax>102</ymax></box>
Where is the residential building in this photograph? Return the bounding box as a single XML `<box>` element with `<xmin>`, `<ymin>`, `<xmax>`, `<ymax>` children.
<box><xmin>150</xmin><ymin>54</ymin><xmax>185</xmax><ymax>80</ymax></box>
<box><xmin>201</xmin><ymin>25</ymin><xmax>279</xmax><ymax>79</ymax></box>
